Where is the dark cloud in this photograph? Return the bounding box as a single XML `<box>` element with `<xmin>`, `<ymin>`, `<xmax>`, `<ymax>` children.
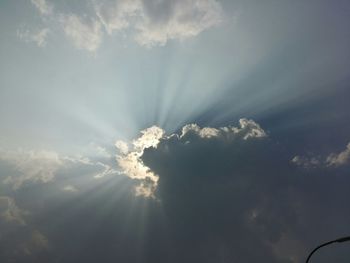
<box><xmin>138</xmin><ymin>121</ymin><xmax>350</xmax><ymax>262</ymax></box>
<box><xmin>1</xmin><ymin>121</ymin><xmax>350</xmax><ymax>262</ymax></box>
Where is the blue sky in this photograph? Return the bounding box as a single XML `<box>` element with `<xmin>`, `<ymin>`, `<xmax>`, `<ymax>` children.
<box><xmin>1</xmin><ymin>0</ymin><xmax>350</xmax><ymax>262</ymax></box>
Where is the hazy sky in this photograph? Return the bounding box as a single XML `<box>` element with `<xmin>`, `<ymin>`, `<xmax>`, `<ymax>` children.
<box><xmin>1</xmin><ymin>0</ymin><xmax>350</xmax><ymax>262</ymax></box>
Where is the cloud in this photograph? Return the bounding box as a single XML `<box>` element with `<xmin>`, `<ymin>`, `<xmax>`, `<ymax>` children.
<box><xmin>95</xmin><ymin>0</ymin><xmax>142</xmax><ymax>34</ymax></box>
<box><xmin>17</xmin><ymin>27</ymin><xmax>49</xmax><ymax>47</ymax></box>
<box><xmin>96</xmin><ymin>0</ymin><xmax>224</xmax><ymax>47</ymax></box>
<box><xmin>128</xmin><ymin>118</ymin><xmax>306</xmax><ymax>262</ymax></box>
<box><xmin>62</xmin><ymin>185</ymin><xmax>78</xmax><ymax>192</ymax></box>
<box><xmin>116</xmin><ymin>119</ymin><xmax>267</xmax><ymax>197</ymax></box>
<box><xmin>116</xmin><ymin>126</ymin><xmax>164</xmax><ymax>197</ymax></box>
<box><xmin>292</xmin><ymin>141</ymin><xmax>350</xmax><ymax>168</ymax></box>
<box><xmin>61</xmin><ymin>14</ymin><xmax>103</xmax><ymax>52</ymax></box>
<box><xmin>0</xmin><ymin>148</ymin><xmax>117</xmax><ymax>190</ymax></box>
<box><xmin>2</xmin><ymin>122</ymin><xmax>350</xmax><ymax>262</ymax></box>
<box><xmin>23</xmin><ymin>230</ymin><xmax>49</xmax><ymax>254</ymax></box>
<box><xmin>30</xmin><ymin>0</ymin><xmax>53</xmax><ymax>15</ymax></box>
<box><xmin>20</xmin><ymin>0</ymin><xmax>224</xmax><ymax>51</ymax></box>
<box><xmin>290</xmin><ymin>155</ymin><xmax>321</xmax><ymax>169</ymax></box>
<box><xmin>326</xmin><ymin>142</ymin><xmax>350</xmax><ymax>167</ymax></box>
<box><xmin>0</xmin><ymin>150</ymin><xmax>63</xmax><ymax>190</ymax></box>
<box><xmin>0</xmin><ymin>196</ymin><xmax>27</xmax><ymax>225</ymax></box>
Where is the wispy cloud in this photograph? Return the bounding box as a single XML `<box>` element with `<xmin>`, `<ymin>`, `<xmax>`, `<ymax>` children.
<box><xmin>0</xmin><ymin>196</ymin><xmax>27</xmax><ymax>225</ymax></box>
<box><xmin>17</xmin><ymin>27</ymin><xmax>49</xmax><ymax>47</ymax></box>
<box><xmin>30</xmin><ymin>0</ymin><xmax>53</xmax><ymax>15</ymax></box>
<box><xmin>292</xmin><ymin>141</ymin><xmax>350</xmax><ymax>168</ymax></box>
<box><xmin>96</xmin><ymin>0</ymin><xmax>224</xmax><ymax>47</ymax></box>
<box><xmin>0</xmin><ymin>147</ymin><xmax>117</xmax><ymax>190</ymax></box>
<box><xmin>1</xmin><ymin>150</ymin><xmax>63</xmax><ymax>190</ymax></box>
<box><xmin>61</xmin><ymin>14</ymin><xmax>103</xmax><ymax>52</ymax></box>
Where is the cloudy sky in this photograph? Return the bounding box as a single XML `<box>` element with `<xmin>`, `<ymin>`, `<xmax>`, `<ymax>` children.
<box><xmin>1</xmin><ymin>0</ymin><xmax>350</xmax><ymax>262</ymax></box>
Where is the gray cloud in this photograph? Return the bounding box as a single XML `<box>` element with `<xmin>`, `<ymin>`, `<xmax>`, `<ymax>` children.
<box><xmin>1</xmin><ymin>120</ymin><xmax>350</xmax><ymax>262</ymax></box>
<box><xmin>0</xmin><ymin>196</ymin><xmax>27</xmax><ymax>225</ymax></box>
<box><xmin>116</xmin><ymin>119</ymin><xmax>266</xmax><ymax>198</ymax></box>
<box><xmin>326</xmin><ymin>142</ymin><xmax>350</xmax><ymax>167</ymax></box>
<box><xmin>0</xmin><ymin>150</ymin><xmax>63</xmax><ymax>190</ymax></box>
<box><xmin>0</xmin><ymin>148</ymin><xmax>117</xmax><ymax>190</ymax></box>
<box><xmin>292</xmin><ymin>141</ymin><xmax>350</xmax><ymax>169</ymax></box>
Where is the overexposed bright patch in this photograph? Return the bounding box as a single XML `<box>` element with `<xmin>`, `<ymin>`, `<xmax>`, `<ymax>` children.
<box><xmin>116</xmin><ymin>126</ymin><xmax>164</xmax><ymax>198</ymax></box>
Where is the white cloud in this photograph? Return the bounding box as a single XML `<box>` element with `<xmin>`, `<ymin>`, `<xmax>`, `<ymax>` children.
<box><xmin>116</xmin><ymin>119</ymin><xmax>266</xmax><ymax>197</ymax></box>
<box><xmin>95</xmin><ymin>0</ymin><xmax>142</xmax><ymax>34</ymax></box>
<box><xmin>93</xmin><ymin>162</ymin><xmax>117</xmax><ymax>179</ymax></box>
<box><xmin>1</xmin><ymin>150</ymin><xmax>63</xmax><ymax>190</ymax></box>
<box><xmin>21</xmin><ymin>0</ymin><xmax>224</xmax><ymax>51</ymax></box>
<box><xmin>116</xmin><ymin>126</ymin><xmax>164</xmax><ymax>197</ymax></box>
<box><xmin>17</xmin><ymin>27</ymin><xmax>49</xmax><ymax>47</ymax></box>
<box><xmin>30</xmin><ymin>0</ymin><xmax>53</xmax><ymax>15</ymax></box>
<box><xmin>0</xmin><ymin>196</ymin><xmax>27</xmax><ymax>225</ymax></box>
<box><xmin>61</xmin><ymin>14</ymin><xmax>103</xmax><ymax>52</ymax></box>
<box><xmin>134</xmin><ymin>0</ymin><xmax>224</xmax><ymax>47</ymax></box>
<box><xmin>326</xmin><ymin>142</ymin><xmax>350</xmax><ymax>167</ymax></box>
<box><xmin>115</xmin><ymin>140</ymin><xmax>129</xmax><ymax>155</ymax></box>
<box><xmin>95</xmin><ymin>0</ymin><xmax>224</xmax><ymax>47</ymax></box>
<box><xmin>181</xmin><ymin>118</ymin><xmax>266</xmax><ymax>140</ymax></box>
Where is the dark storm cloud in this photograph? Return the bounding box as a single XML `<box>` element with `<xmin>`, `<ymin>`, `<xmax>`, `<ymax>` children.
<box><xmin>138</xmin><ymin>120</ymin><xmax>350</xmax><ymax>262</ymax></box>
<box><xmin>1</xmin><ymin>120</ymin><xmax>350</xmax><ymax>262</ymax></box>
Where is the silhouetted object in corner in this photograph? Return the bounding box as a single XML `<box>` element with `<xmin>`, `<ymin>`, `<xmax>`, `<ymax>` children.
<box><xmin>306</xmin><ymin>236</ymin><xmax>350</xmax><ymax>263</ymax></box>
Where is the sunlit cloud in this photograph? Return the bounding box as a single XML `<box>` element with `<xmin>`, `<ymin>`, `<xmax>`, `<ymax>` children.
<box><xmin>0</xmin><ymin>150</ymin><xmax>63</xmax><ymax>190</ymax></box>
<box><xmin>0</xmin><ymin>148</ymin><xmax>117</xmax><ymax>190</ymax></box>
<box><xmin>116</xmin><ymin>126</ymin><xmax>164</xmax><ymax>198</ymax></box>
<box><xmin>116</xmin><ymin>119</ymin><xmax>266</xmax><ymax>197</ymax></box>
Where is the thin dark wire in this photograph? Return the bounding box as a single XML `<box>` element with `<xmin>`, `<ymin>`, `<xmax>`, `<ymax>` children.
<box><xmin>306</xmin><ymin>236</ymin><xmax>350</xmax><ymax>263</ymax></box>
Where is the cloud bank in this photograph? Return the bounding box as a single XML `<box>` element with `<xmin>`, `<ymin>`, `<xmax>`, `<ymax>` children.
<box><xmin>1</xmin><ymin>119</ymin><xmax>350</xmax><ymax>262</ymax></box>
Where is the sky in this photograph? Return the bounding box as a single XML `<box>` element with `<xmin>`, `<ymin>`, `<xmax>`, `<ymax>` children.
<box><xmin>0</xmin><ymin>0</ymin><xmax>350</xmax><ymax>262</ymax></box>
